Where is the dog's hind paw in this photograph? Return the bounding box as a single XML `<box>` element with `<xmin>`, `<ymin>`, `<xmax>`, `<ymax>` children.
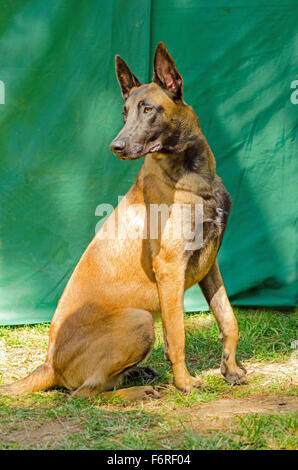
<box><xmin>116</xmin><ymin>385</ymin><xmax>160</xmax><ymax>401</ymax></box>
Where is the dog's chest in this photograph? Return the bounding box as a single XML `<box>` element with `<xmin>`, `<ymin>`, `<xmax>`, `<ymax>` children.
<box><xmin>130</xmin><ymin>165</ymin><xmax>231</xmax><ymax>288</ymax></box>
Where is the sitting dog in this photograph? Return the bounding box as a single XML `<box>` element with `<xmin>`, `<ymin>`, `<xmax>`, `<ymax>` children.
<box><xmin>0</xmin><ymin>43</ymin><xmax>247</xmax><ymax>399</ymax></box>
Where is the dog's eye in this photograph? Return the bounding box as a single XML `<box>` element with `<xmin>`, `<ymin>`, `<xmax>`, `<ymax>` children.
<box><xmin>144</xmin><ymin>106</ymin><xmax>152</xmax><ymax>114</ymax></box>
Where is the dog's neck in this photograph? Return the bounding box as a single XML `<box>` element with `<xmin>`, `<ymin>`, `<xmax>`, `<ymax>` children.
<box><xmin>150</xmin><ymin>132</ymin><xmax>216</xmax><ymax>185</ymax></box>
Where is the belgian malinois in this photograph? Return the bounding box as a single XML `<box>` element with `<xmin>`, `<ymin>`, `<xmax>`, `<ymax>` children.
<box><xmin>0</xmin><ymin>43</ymin><xmax>247</xmax><ymax>399</ymax></box>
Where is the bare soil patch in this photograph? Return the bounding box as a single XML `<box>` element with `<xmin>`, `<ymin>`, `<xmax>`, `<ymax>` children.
<box><xmin>0</xmin><ymin>346</ymin><xmax>46</xmax><ymax>383</ymax></box>
<box><xmin>181</xmin><ymin>395</ymin><xmax>298</xmax><ymax>419</ymax></box>
<box><xmin>0</xmin><ymin>419</ymin><xmax>82</xmax><ymax>449</ymax></box>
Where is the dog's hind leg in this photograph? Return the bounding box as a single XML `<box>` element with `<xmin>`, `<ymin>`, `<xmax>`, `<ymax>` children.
<box><xmin>199</xmin><ymin>259</ymin><xmax>248</xmax><ymax>385</ymax></box>
<box><xmin>71</xmin><ymin>308</ymin><xmax>158</xmax><ymax>399</ymax></box>
<box><xmin>124</xmin><ymin>364</ymin><xmax>159</xmax><ymax>381</ymax></box>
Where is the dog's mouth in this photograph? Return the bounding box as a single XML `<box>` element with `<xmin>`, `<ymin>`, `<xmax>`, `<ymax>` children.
<box><xmin>147</xmin><ymin>143</ymin><xmax>162</xmax><ymax>154</ymax></box>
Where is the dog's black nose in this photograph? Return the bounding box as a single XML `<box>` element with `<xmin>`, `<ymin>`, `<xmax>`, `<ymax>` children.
<box><xmin>110</xmin><ymin>139</ymin><xmax>126</xmax><ymax>152</ymax></box>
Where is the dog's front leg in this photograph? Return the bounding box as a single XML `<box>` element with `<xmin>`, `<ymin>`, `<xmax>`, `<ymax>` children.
<box><xmin>199</xmin><ymin>259</ymin><xmax>248</xmax><ymax>385</ymax></box>
<box><xmin>162</xmin><ymin>323</ymin><xmax>170</xmax><ymax>361</ymax></box>
<box><xmin>153</xmin><ymin>254</ymin><xmax>201</xmax><ymax>392</ymax></box>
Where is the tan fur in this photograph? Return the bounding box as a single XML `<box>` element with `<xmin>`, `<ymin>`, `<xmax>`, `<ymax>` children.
<box><xmin>0</xmin><ymin>45</ymin><xmax>247</xmax><ymax>399</ymax></box>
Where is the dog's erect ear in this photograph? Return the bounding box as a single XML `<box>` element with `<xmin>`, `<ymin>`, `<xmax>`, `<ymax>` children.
<box><xmin>115</xmin><ymin>55</ymin><xmax>142</xmax><ymax>100</ymax></box>
<box><xmin>153</xmin><ymin>42</ymin><xmax>183</xmax><ymax>101</ymax></box>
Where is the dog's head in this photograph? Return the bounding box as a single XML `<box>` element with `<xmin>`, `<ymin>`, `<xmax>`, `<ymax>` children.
<box><xmin>110</xmin><ymin>42</ymin><xmax>200</xmax><ymax>160</ymax></box>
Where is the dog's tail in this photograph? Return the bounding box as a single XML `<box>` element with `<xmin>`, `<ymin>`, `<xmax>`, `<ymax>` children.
<box><xmin>0</xmin><ymin>363</ymin><xmax>56</xmax><ymax>395</ymax></box>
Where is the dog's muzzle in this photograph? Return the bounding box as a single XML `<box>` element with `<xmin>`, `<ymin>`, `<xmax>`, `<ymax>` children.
<box><xmin>110</xmin><ymin>139</ymin><xmax>145</xmax><ymax>160</ymax></box>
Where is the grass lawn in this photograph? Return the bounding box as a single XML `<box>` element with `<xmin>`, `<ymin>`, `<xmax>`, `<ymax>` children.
<box><xmin>0</xmin><ymin>308</ymin><xmax>297</xmax><ymax>450</ymax></box>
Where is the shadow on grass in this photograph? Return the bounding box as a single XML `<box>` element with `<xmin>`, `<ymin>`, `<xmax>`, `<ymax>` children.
<box><xmin>0</xmin><ymin>391</ymin><xmax>166</xmax><ymax>449</ymax></box>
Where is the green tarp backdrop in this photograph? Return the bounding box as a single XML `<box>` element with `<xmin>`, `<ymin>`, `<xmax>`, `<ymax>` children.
<box><xmin>0</xmin><ymin>0</ymin><xmax>297</xmax><ymax>325</ymax></box>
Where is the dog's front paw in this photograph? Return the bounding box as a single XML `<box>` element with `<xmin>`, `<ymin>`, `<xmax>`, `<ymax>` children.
<box><xmin>174</xmin><ymin>374</ymin><xmax>204</xmax><ymax>393</ymax></box>
<box><xmin>221</xmin><ymin>362</ymin><xmax>248</xmax><ymax>385</ymax></box>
